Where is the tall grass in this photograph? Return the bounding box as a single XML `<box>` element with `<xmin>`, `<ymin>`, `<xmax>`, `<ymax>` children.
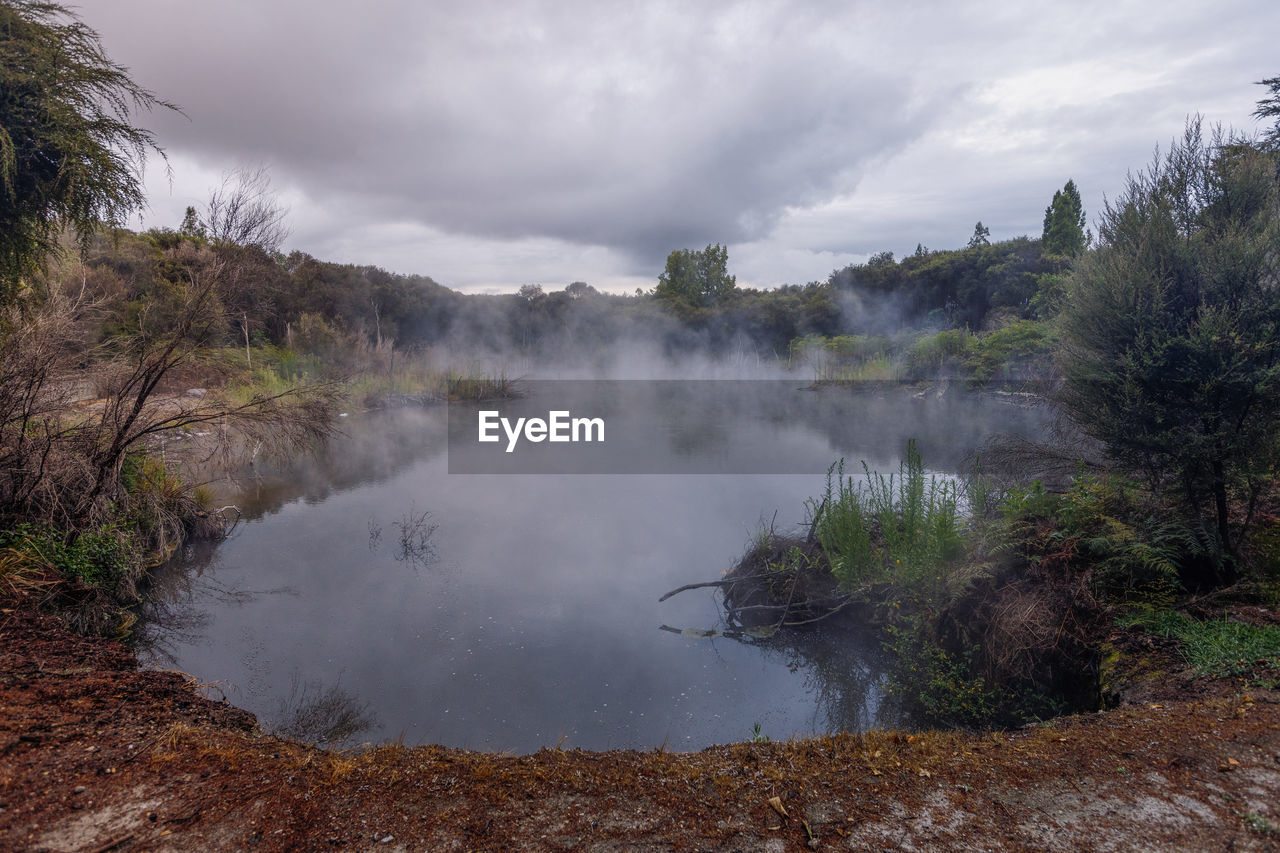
<box><xmin>442</xmin><ymin>370</ymin><xmax>517</xmax><ymax>402</ymax></box>
<box><xmin>807</xmin><ymin>440</ymin><xmax>964</xmax><ymax>602</ymax></box>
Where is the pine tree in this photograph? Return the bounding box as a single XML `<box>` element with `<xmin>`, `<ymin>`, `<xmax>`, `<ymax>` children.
<box><xmin>1253</xmin><ymin>76</ymin><xmax>1280</xmax><ymax>151</ymax></box>
<box><xmin>967</xmin><ymin>221</ymin><xmax>990</xmax><ymax>248</ymax></box>
<box><xmin>1042</xmin><ymin>180</ymin><xmax>1087</xmax><ymax>255</ymax></box>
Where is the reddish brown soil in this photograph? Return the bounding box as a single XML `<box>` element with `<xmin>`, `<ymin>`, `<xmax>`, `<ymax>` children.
<box><xmin>2</xmin><ymin>606</ymin><xmax>1278</xmax><ymax>852</ymax></box>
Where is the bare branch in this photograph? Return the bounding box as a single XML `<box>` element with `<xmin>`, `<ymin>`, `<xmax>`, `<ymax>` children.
<box><xmin>203</xmin><ymin>165</ymin><xmax>290</xmax><ymax>254</ymax></box>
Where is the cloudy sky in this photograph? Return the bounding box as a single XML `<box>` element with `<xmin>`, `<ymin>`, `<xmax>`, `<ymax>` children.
<box><xmin>83</xmin><ymin>0</ymin><xmax>1277</xmax><ymax>294</ymax></box>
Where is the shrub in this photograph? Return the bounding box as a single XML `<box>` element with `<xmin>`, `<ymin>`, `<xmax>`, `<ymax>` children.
<box><xmin>807</xmin><ymin>440</ymin><xmax>964</xmax><ymax>603</ymax></box>
<box><xmin>0</xmin><ymin>523</ymin><xmax>132</xmax><ymax>587</ymax></box>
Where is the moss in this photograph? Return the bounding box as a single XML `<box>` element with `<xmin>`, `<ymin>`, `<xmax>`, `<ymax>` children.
<box><xmin>1098</xmin><ymin>642</ymin><xmax>1122</xmax><ymax>707</ymax></box>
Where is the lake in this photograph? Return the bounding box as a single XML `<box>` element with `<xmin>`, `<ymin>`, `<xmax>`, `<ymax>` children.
<box><xmin>137</xmin><ymin>382</ymin><xmax>1052</xmax><ymax>752</ymax></box>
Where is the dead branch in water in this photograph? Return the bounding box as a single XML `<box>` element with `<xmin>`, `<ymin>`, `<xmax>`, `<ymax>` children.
<box><xmin>657</xmin><ymin>580</ymin><xmax>731</xmax><ymax>602</ymax></box>
<box><xmin>660</xmin><ymin>534</ymin><xmax>861</xmax><ymax>632</ymax></box>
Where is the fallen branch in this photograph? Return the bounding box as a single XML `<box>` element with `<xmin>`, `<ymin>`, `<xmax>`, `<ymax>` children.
<box><xmin>658</xmin><ymin>580</ymin><xmax>731</xmax><ymax>602</ymax></box>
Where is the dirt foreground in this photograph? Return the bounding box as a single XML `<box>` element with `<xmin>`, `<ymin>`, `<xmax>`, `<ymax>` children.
<box><xmin>2</xmin><ymin>607</ymin><xmax>1279</xmax><ymax>852</ymax></box>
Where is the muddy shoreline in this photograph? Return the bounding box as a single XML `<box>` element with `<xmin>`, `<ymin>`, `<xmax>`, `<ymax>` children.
<box><xmin>3</xmin><ymin>605</ymin><xmax>1278</xmax><ymax>851</ymax></box>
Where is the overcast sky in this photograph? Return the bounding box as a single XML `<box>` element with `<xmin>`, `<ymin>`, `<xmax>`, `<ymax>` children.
<box><xmin>83</xmin><ymin>1</ymin><xmax>1278</xmax><ymax>294</ymax></box>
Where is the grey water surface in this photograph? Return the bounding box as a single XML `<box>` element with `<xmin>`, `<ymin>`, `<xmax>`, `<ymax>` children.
<box><xmin>137</xmin><ymin>383</ymin><xmax>1052</xmax><ymax>752</ymax></box>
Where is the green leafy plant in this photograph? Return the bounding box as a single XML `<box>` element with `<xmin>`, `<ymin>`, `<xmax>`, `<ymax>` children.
<box><xmin>1123</xmin><ymin>610</ymin><xmax>1280</xmax><ymax>679</ymax></box>
<box><xmin>0</xmin><ymin>522</ymin><xmax>130</xmax><ymax>587</ymax></box>
<box><xmin>808</xmin><ymin>440</ymin><xmax>964</xmax><ymax>604</ymax></box>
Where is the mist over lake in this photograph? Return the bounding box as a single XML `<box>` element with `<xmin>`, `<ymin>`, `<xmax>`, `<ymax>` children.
<box><xmin>138</xmin><ymin>383</ymin><xmax>1052</xmax><ymax>751</ymax></box>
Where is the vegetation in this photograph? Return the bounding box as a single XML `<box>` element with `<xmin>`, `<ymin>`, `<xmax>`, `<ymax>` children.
<box><xmin>654</xmin><ymin>243</ymin><xmax>737</xmax><ymax>310</ymax></box>
<box><xmin>807</xmin><ymin>443</ymin><xmax>964</xmax><ymax>602</ymax></box>
<box><xmin>0</xmin><ymin>2</ymin><xmax>339</xmax><ymax>632</ymax></box>
<box><xmin>1124</xmin><ymin>609</ymin><xmax>1280</xmax><ymax>682</ymax></box>
<box><xmin>0</xmin><ymin>0</ymin><xmax>177</xmax><ymax>302</ymax></box>
<box><xmin>1</xmin><ymin>0</ymin><xmax>1277</xmax><ymax>757</ymax></box>
<box><xmin>1058</xmin><ymin>120</ymin><xmax>1280</xmax><ymax>566</ymax></box>
<box><xmin>1041</xmin><ymin>179</ymin><xmax>1088</xmax><ymax>256</ymax></box>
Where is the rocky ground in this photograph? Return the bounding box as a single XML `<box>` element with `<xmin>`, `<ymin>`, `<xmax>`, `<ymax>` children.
<box><xmin>2</xmin><ymin>606</ymin><xmax>1279</xmax><ymax>851</ymax></box>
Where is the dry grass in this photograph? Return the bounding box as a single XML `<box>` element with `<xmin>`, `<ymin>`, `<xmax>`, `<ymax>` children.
<box><xmin>0</xmin><ymin>547</ymin><xmax>58</xmax><ymax>599</ymax></box>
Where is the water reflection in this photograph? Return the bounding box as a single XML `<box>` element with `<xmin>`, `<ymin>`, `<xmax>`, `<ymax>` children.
<box><xmin>269</xmin><ymin>674</ymin><xmax>380</xmax><ymax>748</ymax></box>
<box><xmin>135</xmin><ymin>385</ymin><xmax>1053</xmax><ymax>752</ymax></box>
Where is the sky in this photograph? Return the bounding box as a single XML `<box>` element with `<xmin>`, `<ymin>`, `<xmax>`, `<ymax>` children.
<box><xmin>82</xmin><ymin>0</ymin><xmax>1279</xmax><ymax>294</ymax></box>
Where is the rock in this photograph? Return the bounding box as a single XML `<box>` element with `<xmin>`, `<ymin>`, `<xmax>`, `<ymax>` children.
<box><xmin>185</xmin><ymin>388</ymin><xmax>207</xmax><ymax>398</ymax></box>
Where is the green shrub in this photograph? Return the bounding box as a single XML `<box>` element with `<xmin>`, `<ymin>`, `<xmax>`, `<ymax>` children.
<box><xmin>996</xmin><ymin>475</ymin><xmax>1189</xmax><ymax>607</ymax></box>
<box><xmin>906</xmin><ymin>329</ymin><xmax>976</xmax><ymax>377</ymax></box>
<box><xmin>885</xmin><ymin>614</ymin><xmax>1000</xmax><ymax>727</ymax></box>
<box><xmin>964</xmin><ymin>320</ymin><xmax>1055</xmax><ymax>382</ymax></box>
<box><xmin>0</xmin><ymin>523</ymin><xmax>131</xmax><ymax>587</ymax></box>
<box><xmin>808</xmin><ymin>440</ymin><xmax>964</xmax><ymax>603</ymax></box>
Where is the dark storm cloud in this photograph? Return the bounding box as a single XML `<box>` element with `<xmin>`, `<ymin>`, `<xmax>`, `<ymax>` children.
<box><xmin>83</xmin><ymin>0</ymin><xmax>1280</xmax><ymax>289</ymax></box>
<box><xmin>87</xmin><ymin>1</ymin><xmax>941</xmax><ymax>265</ymax></box>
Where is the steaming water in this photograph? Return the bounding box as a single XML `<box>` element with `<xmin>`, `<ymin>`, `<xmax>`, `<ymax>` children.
<box><xmin>138</xmin><ymin>385</ymin><xmax>1051</xmax><ymax>752</ymax></box>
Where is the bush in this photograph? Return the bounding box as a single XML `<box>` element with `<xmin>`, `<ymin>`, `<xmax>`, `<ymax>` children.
<box><xmin>885</xmin><ymin>613</ymin><xmax>1001</xmax><ymax>727</ymax></box>
<box><xmin>0</xmin><ymin>523</ymin><xmax>132</xmax><ymax>587</ymax></box>
<box><xmin>906</xmin><ymin>329</ymin><xmax>975</xmax><ymax>378</ymax></box>
<box><xmin>807</xmin><ymin>440</ymin><xmax>964</xmax><ymax>603</ymax></box>
<box><xmin>964</xmin><ymin>320</ymin><xmax>1056</xmax><ymax>383</ymax></box>
<box><xmin>996</xmin><ymin>475</ymin><xmax>1193</xmax><ymax>607</ymax></box>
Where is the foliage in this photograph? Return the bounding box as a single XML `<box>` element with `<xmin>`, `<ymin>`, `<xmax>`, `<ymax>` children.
<box><xmin>885</xmin><ymin>614</ymin><xmax>1001</xmax><ymax>727</ymax></box>
<box><xmin>0</xmin><ymin>1</ymin><xmax>177</xmax><ymax>302</ymax></box>
<box><xmin>996</xmin><ymin>474</ymin><xmax>1193</xmax><ymax>606</ymax></box>
<box><xmin>800</xmin><ymin>320</ymin><xmax>1056</xmax><ymax>384</ymax></box>
<box><xmin>967</xmin><ymin>221</ymin><xmax>991</xmax><ymax>248</ymax></box>
<box><xmin>0</xmin><ymin>259</ymin><xmax>337</xmax><ymax>536</ymax></box>
<box><xmin>0</xmin><ymin>521</ymin><xmax>131</xmax><ymax>586</ymax></box>
<box><xmin>1041</xmin><ymin>179</ymin><xmax>1087</xmax><ymax>256</ymax></box>
<box><xmin>1124</xmin><ymin>609</ymin><xmax>1280</xmax><ymax>679</ymax></box>
<box><xmin>807</xmin><ymin>440</ymin><xmax>964</xmax><ymax>603</ymax></box>
<box><xmin>906</xmin><ymin>328</ymin><xmax>976</xmax><ymax>377</ymax></box>
<box><xmin>1058</xmin><ymin>120</ymin><xmax>1280</xmax><ymax>563</ymax></box>
<box><xmin>1255</xmin><ymin>76</ymin><xmax>1280</xmax><ymax>151</ymax></box>
<box><xmin>791</xmin><ymin>332</ymin><xmax>898</xmax><ymax>381</ymax></box>
<box><xmin>963</xmin><ymin>320</ymin><xmax>1057</xmax><ymax>383</ymax></box>
<box><xmin>830</xmin><ymin>236</ymin><xmax>1057</xmax><ymax>330</ymax></box>
<box><xmin>654</xmin><ymin>243</ymin><xmax>736</xmax><ymax>309</ymax></box>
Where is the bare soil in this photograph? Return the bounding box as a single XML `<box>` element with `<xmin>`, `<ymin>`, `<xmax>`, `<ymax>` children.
<box><xmin>2</xmin><ymin>605</ymin><xmax>1279</xmax><ymax>852</ymax></box>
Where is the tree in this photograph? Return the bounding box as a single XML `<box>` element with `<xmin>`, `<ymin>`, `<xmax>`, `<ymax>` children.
<box><xmin>1042</xmin><ymin>179</ymin><xmax>1087</xmax><ymax>255</ymax></box>
<box><xmin>0</xmin><ymin>248</ymin><xmax>338</xmax><ymax>537</ymax></box>
<box><xmin>1058</xmin><ymin>120</ymin><xmax>1280</xmax><ymax>567</ymax></box>
<box><xmin>179</xmin><ymin>205</ymin><xmax>206</xmax><ymax>241</ymax></box>
<box><xmin>1254</xmin><ymin>76</ymin><xmax>1280</xmax><ymax>151</ymax></box>
<box><xmin>654</xmin><ymin>243</ymin><xmax>736</xmax><ymax>308</ymax></box>
<box><xmin>202</xmin><ymin>165</ymin><xmax>289</xmax><ymax>253</ymax></box>
<box><xmin>0</xmin><ymin>1</ymin><xmax>177</xmax><ymax>304</ymax></box>
<box><xmin>565</xmin><ymin>281</ymin><xmax>597</xmax><ymax>299</ymax></box>
<box><xmin>967</xmin><ymin>221</ymin><xmax>990</xmax><ymax>248</ymax></box>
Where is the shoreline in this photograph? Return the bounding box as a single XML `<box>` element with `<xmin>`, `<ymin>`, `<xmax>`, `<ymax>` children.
<box><xmin>3</xmin><ymin>604</ymin><xmax>1278</xmax><ymax>851</ymax></box>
